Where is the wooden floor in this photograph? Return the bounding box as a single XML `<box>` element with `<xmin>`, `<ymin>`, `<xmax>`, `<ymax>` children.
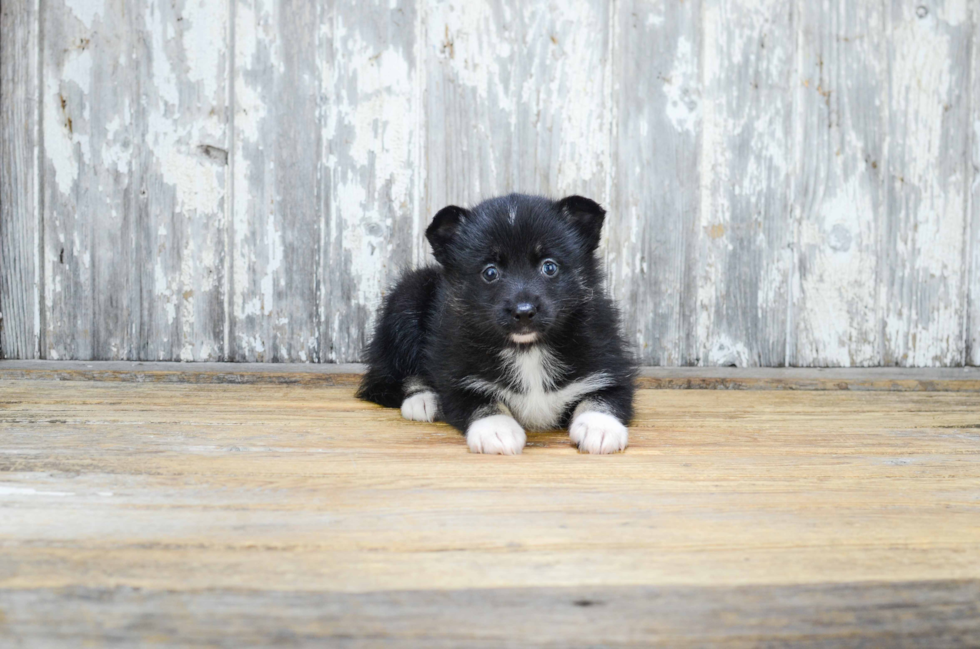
<box><xmin>1</xmin><ymin>372</ymin><xmax>980</xmax><ymax>646</ymax></box>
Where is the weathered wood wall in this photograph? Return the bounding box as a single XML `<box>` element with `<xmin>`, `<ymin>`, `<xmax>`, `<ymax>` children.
<box><xmin>1</xmin><ymin>0</ymin><xmax>977</xmax><ymax>366</ymax></box>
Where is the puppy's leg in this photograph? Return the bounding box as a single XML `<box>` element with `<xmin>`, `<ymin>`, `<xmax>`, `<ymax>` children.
<box><xmin>441</xmin><ymin>392</ymin><xmax>526</xmax><ymax>455</ymax></box>
<box><xmin>356</xmin><ymin>268</ymin><xmax>440</xmax><ymax>408</ymax></box>
<box><xmin>569</xmin><ymin>386</ymin><xmax>633</xmax><ymax>454</ymax></box>
<box><xmin>400</xmin><ymin>377</ymin><xmax>440</xmax><ymax>422</ymax></box>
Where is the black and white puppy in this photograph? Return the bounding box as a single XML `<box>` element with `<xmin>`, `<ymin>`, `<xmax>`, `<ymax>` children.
<box><xmin>357</xmin><ymin>193</ymin><xmax>636</xmax><ymax>454</ymax></box>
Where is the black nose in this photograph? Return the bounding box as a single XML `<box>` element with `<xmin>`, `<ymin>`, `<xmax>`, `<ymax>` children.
<box><xmin>512</xmin><ymin>302</ymin><xmax>536</xmax><ymax>324</ymax></box>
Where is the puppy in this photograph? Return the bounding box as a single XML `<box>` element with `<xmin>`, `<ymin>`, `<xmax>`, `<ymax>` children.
<box><xmin>357</xmin><ymin>193</ymin><xmax>636</xmax><ymax>454</ymax></box>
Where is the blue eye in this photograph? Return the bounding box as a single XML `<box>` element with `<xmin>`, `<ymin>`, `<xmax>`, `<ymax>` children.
<box><xmin>541</xmin><ymin>259</ymin><xmax>559</xmax><ymax>276</ymax></box>
<box><xmin>482</xmin><ymin>265</ymin><xmax>499</xmax><ymax>283</ymax></box>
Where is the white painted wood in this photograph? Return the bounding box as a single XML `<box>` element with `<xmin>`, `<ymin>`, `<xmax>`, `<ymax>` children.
<box><xmin>230</xmin><ymin>0</ymin><xmax>320</xmax><ymax>362</ymax></box>
<box><xmin>423</xmin><ymin>1</ymin><xmax>612</xmax><ymax>217</ymax></box>
<box><xmin>139</xmin><ymin>0</ymin><xmax>230</xmax><ymax>362</ymax></box>
<box><xmin>880</xmin><ymin>0</ymin><xmax>971</xmax><ymax>366</ymax></box>
<box><xmin>967</xmin><ymin>0</ymin><xmax>979</xmax><ymax>367</ymax></box>
<box><xmin>792</xmin><ymin>0</ymin><xmax>885</xmax><ymax>367</ymax></box>
<box><xmin>606</xmin><ymin>0</ymin><xmax>701</xmax><ymax>365</ymax></box>
<box><xmin>697</xmin><ymin>0</ymin><xmax>794</xmax><ymax>367</ymax></box>
<box><xmin>319</xmin><ymin>0</ymin><xmax>423</xmax><ymax>363</ymax></box>
<box><xmin>41</xmin><ymin>0</ymin><xmax>228</xmax><ymax>361</ymax></box>
<box><xmin>2</xmin><ymin>0</ymin><xmax>978</xmax><ymax>366</ymax></box>
<box><xmin>42</xmin><ymin>0</ymin><xmax>142</xmax><ymax>360</ymax></box>
<box><xmin>0</xmin><ymin>0</ymin><xmax>40</xmax><ymax>359</ymax></box>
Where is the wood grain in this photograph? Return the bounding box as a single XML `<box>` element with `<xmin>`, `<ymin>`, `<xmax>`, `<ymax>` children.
<box><xmin>1</xmin><ymin>379</ymin><xmax>979</xmax><ymax>644</ymax></box>
<box><xmin>793</xmin><ymin>0</ymin><xmax>885</xmax><ymax>366</ymax></box>
<box><xmin>698</xmin><ymin>0</ymin><xmax>794</xmax><ymax>367</ymax></box>
<box><xmin>3</xmin><ymin>361</ymin><xmax>980</xmax><ymax>391</ymax></box>
<box><xmin>42</xmin><ymin>0</ymin><xmax>143</xmax><ymax>360</ymax></box>
<box><xmin>423</xmin><ymin>1</ymin><xmax>612</xmax><ymax>214</ymax></box>
<box><xmin>320</xmin><ymin>0</ymin><xmax>423</xmax><ymax>363</ymax></box>
<box><xmin>606</xmin><ymin>0</ymin><xmax>701</xmax><ymax>366</ymax></box>
<box><xmin>880</xmin><ymin>0</ymin><xmax>971</xmax><ymax>366</ymax></box>
<box><xmin>230</xmin><ymin>0</ymin><xmax>320</xmax><ymax>362</ymax></box>
<box><xmin>0</xmin><ymin>0</ymin><xmax>39</xmax><ymax>359</ymax></box>
<box><xmin>3</xmin><ymin>581</ymin><xmax>979</xmax><ymax>648</ymax></box>
<box><xmin>3</xmin><ymin>0</ymin><xmax>979</xmax><ymax>367</ymax></box>
<box><xmin>969</xmin><ymin>0</ymin><xmax>979</xmax><ymax>367</ymax></box>
<box><xmin>40</xmin><ymin>1</ymin><xmax>231</xmax><ymax>362</ymax></box>
<box><xmin>139</xmin><ymin>0</ymin><xmax>230</xmax><ymax>362</ymax></box>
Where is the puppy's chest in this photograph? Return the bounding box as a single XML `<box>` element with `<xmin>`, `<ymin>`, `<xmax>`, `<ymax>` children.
<box><xmin>490</xmin><ymin>347</ymin><xmax>610</xmax><ymax>430</ymax></box>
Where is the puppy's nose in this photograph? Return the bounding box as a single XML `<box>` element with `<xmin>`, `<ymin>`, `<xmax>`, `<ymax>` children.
<box><xmin>512</xmin><ymin>302</ymin><xmax>537</xmax><ymax>324</ymax></box>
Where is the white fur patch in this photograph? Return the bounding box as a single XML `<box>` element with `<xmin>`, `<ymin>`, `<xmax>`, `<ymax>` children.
<box><xmin>502</xmin><ymin>345</ymin><xmax>565</xmax><ymax>390</ymax></box>
<box><xmin>466</xmin><ymin>414</ymin><xmax>526</xmax><ymax>455</ymax></box>
<box><xmin>460</xmin><ymin>346</ymin><xmax>614</xmax><ymax>430</ymax></box>
<box><xmin>401</xmin><ymin>391</ymin><xmax>439</xmax><ymax>422</ymax></box>
<box><xmin>569</xmin><ymin>411</ymin><xmax>628</xmax><ymax>454</ymax></box>
<box><xmin>510</xmin><ymin>332</ymin><xmax>539</xmax><ymax>344</ymax></box>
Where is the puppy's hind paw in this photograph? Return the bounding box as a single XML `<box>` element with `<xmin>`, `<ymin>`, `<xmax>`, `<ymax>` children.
<box><xmin>466</xmin><ymin>415</ymin><xmax>526</xmax><ymax>455</ymax></box>
<box><xmin>569</xmin><ymin>411</ymin><xmax>628</xmax><ymax>454</ymax></box>
<box><xmin>401</xmin><ymin>391</ymin><xmax>439</xmax><ymax>422</ymax></box>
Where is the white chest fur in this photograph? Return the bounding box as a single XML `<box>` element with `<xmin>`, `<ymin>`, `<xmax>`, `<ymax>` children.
<box><xmin>462</xmin><ymin>346</ymin><xmax>612</xmax><ymax>430</ymax></box>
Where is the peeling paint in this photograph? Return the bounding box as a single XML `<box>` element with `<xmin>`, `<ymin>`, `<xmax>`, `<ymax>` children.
<box><xmin>798</xmin><ymin>175</ymin><xmax>878</xmax><ymax>366</ymax></box>
<box><xmin>7</xmin><ymin>0</ymin><xmax>975</xmax><ymax>367</ymax></box>
<box><xmin>882</xmin><ymin>1</ymin><xmax>969</xmax><ymax>366</ymax></box>
<box><xmin>663</xmin><ymin>36</ymin><xmax>700</xmax><ymax>134</ymax></box>
<box><xmin>65</xmin><ymin>0</ymin><xmax>104</xmax><ymax>30</ymax></box>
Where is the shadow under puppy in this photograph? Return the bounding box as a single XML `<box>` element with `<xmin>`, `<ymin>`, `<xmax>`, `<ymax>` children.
<box><xmin>357</xmin><ymin>193</ymin><xmax>636</xmax><ymax>454</ymax></box>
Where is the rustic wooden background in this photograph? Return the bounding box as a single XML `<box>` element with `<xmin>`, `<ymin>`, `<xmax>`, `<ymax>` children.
<box><xmin>1</xmin><ymin>0</ymin><xmax>977</xmax><ymax>366</ymax></box>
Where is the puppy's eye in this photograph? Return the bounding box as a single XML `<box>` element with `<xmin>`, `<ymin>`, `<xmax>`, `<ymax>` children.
<box><xmin>482</xmin><ymin>265</ymin><xmax>499</xmax><ymax>283</ymax></box>
<box><xmin>540</xmin><ymin>259</ymin><xmax>559</xmax><ymax>277</ymax></box>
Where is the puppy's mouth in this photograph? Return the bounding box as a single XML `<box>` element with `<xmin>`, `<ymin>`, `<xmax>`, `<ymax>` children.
<box><xmin>509</xmin><ymin>332</ymin><xmax>539</xmax><ymax>344</ymax></box>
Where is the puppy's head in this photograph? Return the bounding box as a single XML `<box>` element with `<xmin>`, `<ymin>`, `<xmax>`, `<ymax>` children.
<box><xmin>426</xmin><ymin>194</ymin><xmax>605</xmax><ymax>345</ymax></box>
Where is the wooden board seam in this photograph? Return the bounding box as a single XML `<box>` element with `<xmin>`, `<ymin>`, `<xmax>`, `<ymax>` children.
<box><xmin>1</xmin><ymin>361</ymin><xmax>978</xmax><ymax>390</ymax></box>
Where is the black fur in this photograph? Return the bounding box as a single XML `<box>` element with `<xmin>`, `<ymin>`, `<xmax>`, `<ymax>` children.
<box><xmin>357</xmin><ymin>193</ymin><xmax>636</xmax><ymax>436</ymax></box>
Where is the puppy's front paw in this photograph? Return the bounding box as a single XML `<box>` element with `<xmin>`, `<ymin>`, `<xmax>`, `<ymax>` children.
<box><xmin>401</xmin><ymin>391</ymin><xmax>439</xmax><ymax>422</ymax></box>
<box><xmin>466</xmin><ymin>415</ymin><xmax>526</xmax><ymax>455</ymax></box>
<box><xmin>569</xmin><ymin>411</ymin><xmax>628</xmax><ymax>454</ymax></box>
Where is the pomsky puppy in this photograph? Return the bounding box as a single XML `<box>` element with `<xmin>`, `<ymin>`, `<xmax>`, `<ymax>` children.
<box><xmin>357</xmin><ymin>193</ymin><xmax>636</xmax><ymax>454</ymax></box>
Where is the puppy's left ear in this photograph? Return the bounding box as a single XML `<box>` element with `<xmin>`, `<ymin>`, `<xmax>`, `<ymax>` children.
<box><xmin>556</xmin><ymin>195</ymin><xmax>606</xmax><ymax>253</ymax></box>
<box><xmin>426</xmin><ymin>205</ymin><xmax>470</xmax><ymax>266</ymax></box>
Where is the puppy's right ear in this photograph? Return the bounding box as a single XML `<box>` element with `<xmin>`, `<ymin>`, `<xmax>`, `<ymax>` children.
<box><xmin>426</xmin><ymin>205</ymin><xmax>469</xmax><ymax>266</ymax></box>
<box><xmin>556</xmin><ymin>195</ymin><xmax>606</xmax><ymax>253</ymax></box>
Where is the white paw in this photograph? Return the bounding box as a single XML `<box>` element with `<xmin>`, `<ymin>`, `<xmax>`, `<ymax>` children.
<box><xmin>569</xmin><ymin>411</ymin><xmax>628</xmax><ymax>454</ymax></box>
<box><xmin>466</xmin><ymin>415</ymin><xmax>526</xmax><ymax>455</ymax></box>
<box><xmin>401</xmin><ymin>391</ymin><xmax>439</xmax><ymax>422</ymax></box>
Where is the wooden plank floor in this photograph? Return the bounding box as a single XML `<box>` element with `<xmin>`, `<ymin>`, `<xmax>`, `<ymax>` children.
<box><xmin>1</xmin><ymin>377</ymin><xmax>979</xmax><ymax>646</ymax></box>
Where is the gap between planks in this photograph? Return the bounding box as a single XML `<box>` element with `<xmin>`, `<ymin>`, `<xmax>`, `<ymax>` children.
<box><xmin>0</xmin><ymin>360</ymin><xmax>979</xmax><ymax>390</ymax></box>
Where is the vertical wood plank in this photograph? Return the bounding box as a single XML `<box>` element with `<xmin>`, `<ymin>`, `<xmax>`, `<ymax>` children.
<box><xmin>16</xmin><ymin>0</ymin><xmax>979</xmax><ymax>367</ymax></box>
<box><xmin>970</xmin><ymin>2</ymin><xmax>979</xmax><ymax>366</ymax></box>
<box><xmin>607</xmin><ymin>0</ymin><xmax>701</xmax><ymax>365</ymax></box>
<box><xmin>319</xmin><ymin>0</ymin><xmax>423</xmax><ymax>363</ymax></box>
<box><xmin>513</xmin><ymin>2</ymin><xmax>613</xmax><ymax>205</ymax></box>
<box><xmin>881</xmin><ymin>0</ymin><xmax>970</xmax><ymax>366</ymax></box>
<box><xmin>423</xmin><ymin>1</ymin><xmax>512</xmax><ymax>210</ymax></box>
<box><xmin>139</xmin><ymin>0</ymin><xmax>229</xmax><ymax>361</ymax></box>
<box><xmin>42</xmin><ymin>0</ymin><xmax>228</xmax><ymax>361</ymax></box>
<box><xmin>231</xmin><ymin>0</ymin><xmax>320</xmax><ymax>361</ymax></box>
<box><xmin>42</xmin><ymin>0</ymin><xmax>142</xmax><ymax>360</ymax></box>
<box><xmin>423</xmin><ymin>0</ymin><xmax>612</xmax><ymax>221</ymax></box>
<box><xmin>792</xmin><ymin>0</ymin><xmax>885</xmax><ymax>366</ymax></box>
<box><xmin>0</xmin><ymin>0</ymin><xmax>39</xmax><ymax>359</ymax></box>
<box><xmin>697</xmin><ymin>0</ymin><xmax>794</xmax><ymax>367</ymax></box>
